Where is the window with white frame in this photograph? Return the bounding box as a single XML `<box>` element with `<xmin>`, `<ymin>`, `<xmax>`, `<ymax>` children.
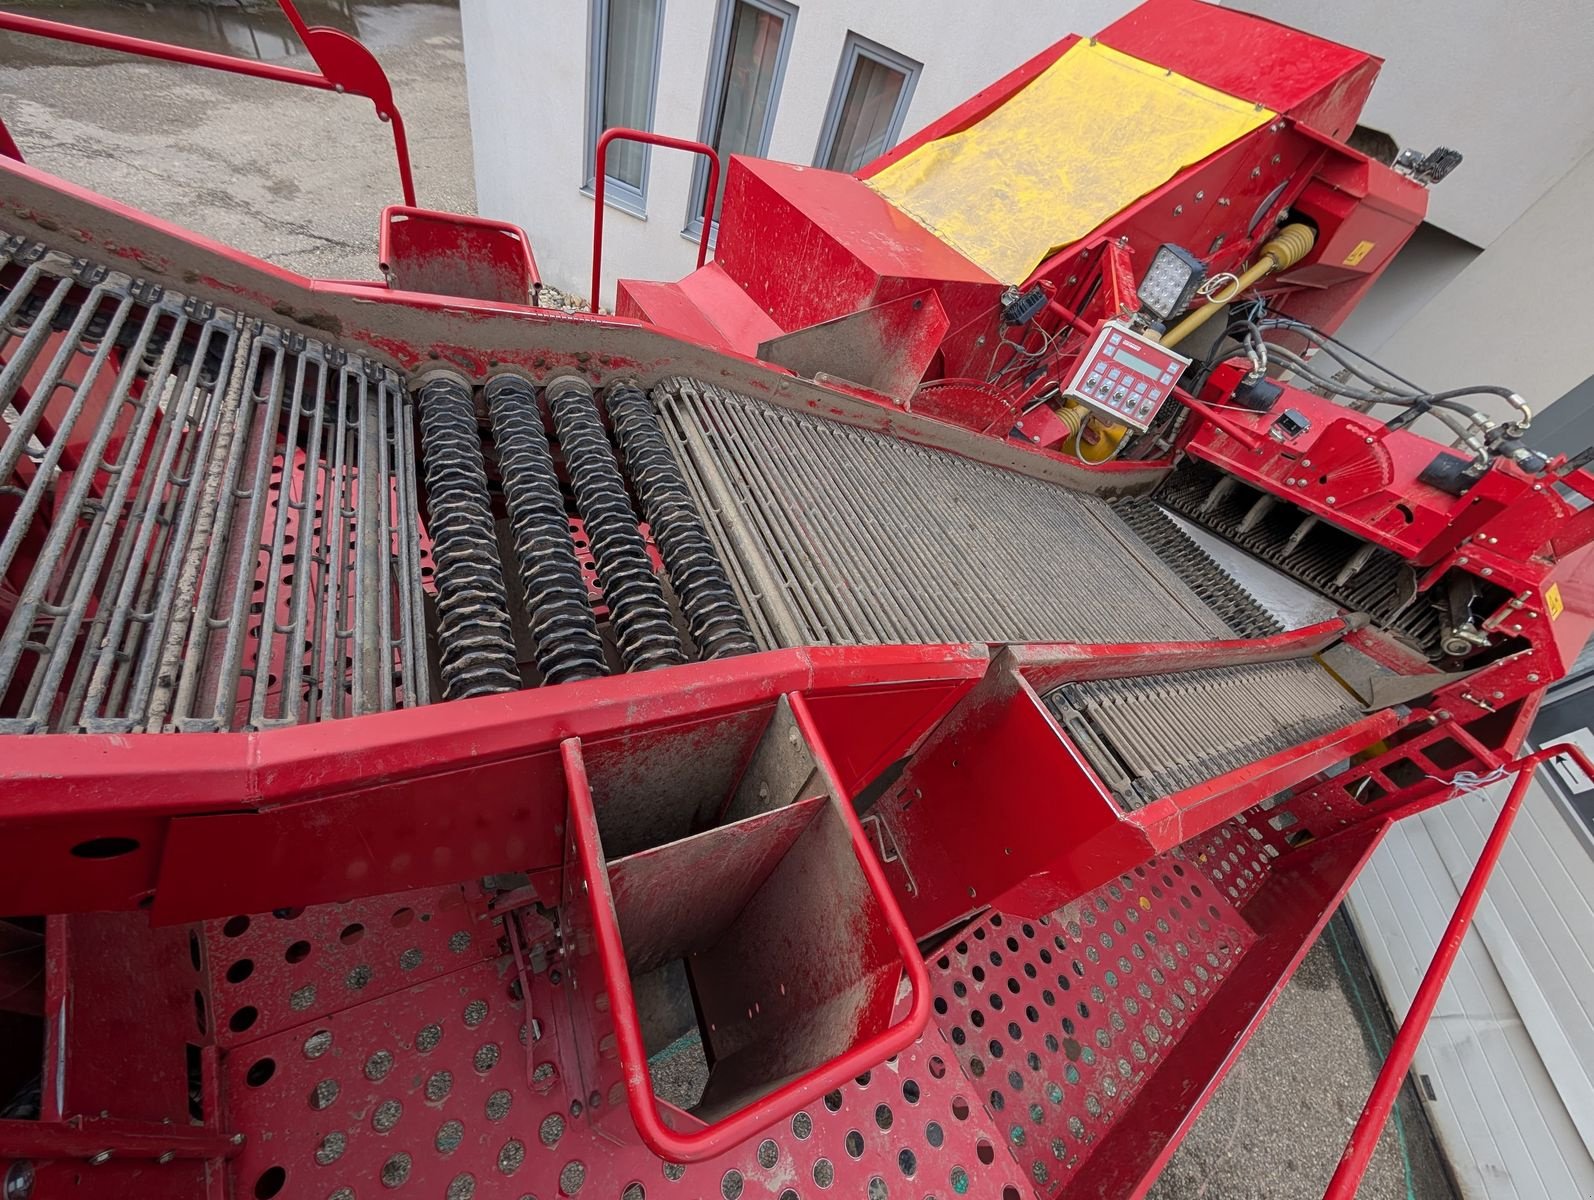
<box><xmin>585</xmin><ymin>0</ymin><xmax>664</xmax><ymax>214</ymax></box>
<box><xmin>687</xmin><ymin>0</ymin><xmax>797</xmax><ymax>235</ymax></box>
<box><xmin>815</xmin><ymin>34</ymin><xmax>920</xmax><ymax>174</ymax></box>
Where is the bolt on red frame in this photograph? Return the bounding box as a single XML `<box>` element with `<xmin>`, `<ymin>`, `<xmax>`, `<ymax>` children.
<box><xmin>590</xmin><ymin>127</ymin><xmax>720</xmax><ymax>312</ymax></box>
<box><xmin>0</xmin><ymin>0</ymin><xmax>417</xmax><ymax>206</ymax></box>
<box><xmin>1324</xmin><ymin>741</ymin><xmax>1594</xmax><ymax>1199</ymax></box>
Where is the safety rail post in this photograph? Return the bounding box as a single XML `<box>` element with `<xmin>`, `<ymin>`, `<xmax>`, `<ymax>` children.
<box><xmin>1323</xmin><ymin>741</ymin><xmax>1594</xmax><ymax>1199</ymax></box>
<box><xmin>590</xmin><ymin>127</ymin><xmax>720</xmax><ymax>313</ymax></box>
<box><xmin>0</xmin><ymin>0</ymin><xmax>416</xmax><ymax>206</ymax></box>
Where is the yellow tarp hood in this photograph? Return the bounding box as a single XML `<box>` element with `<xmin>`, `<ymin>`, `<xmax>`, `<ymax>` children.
<box><xmin>865</xmin><ymin>40</ymin><xmax>1274</xmax><ymax>284</ymax></box>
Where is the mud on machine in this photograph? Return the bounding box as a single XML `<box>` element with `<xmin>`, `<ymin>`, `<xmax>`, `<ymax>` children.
<box><xmin>1</xmin><ymin>1</ymin><xmax>1592</xmax><ymax>1197</ymax></box>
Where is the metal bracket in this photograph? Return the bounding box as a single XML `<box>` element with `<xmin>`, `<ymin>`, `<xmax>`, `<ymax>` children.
<box><xmin>69</xmin><ymin>258</ymin><xmax>108</xmax><ymax>285</ymax></box>
<box><xmin>1395</xmin><ymin>145</ymin><xmax>1463</xmax><ymax>186</ymax></box>
<box><xmin>7</xmin><ymin>237</ymin><xmax>45</xmax><ymax>264</ymax></box>
<box><xmin>860</xmin><ymin>812</ymin><xmax>917</xmax><ymax>897</ymax></box>
<box><xmin>129</xmin><ymin>278</ymin><xmax>164</xmax><ymax>305</ymax></box>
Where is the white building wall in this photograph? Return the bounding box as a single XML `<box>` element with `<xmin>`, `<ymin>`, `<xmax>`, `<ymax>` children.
<box><xmin>1368</xmin><ymin>147</ymin><xmax>1594</xmax><ymax>428</ymax></box>
<box><xmin>1231</xmin><ymin>0</ymin><xmax>1594</xmax><ymax>431</ymax></box>
<box><xmin>1348</xmin><ymin>770</ymin><xmax>1594</xmax><ymax>1197</ymax></box>
<box><xmin>459</xmin><ymin>0</ymin><xmax>1131</xmax><ymax>307</ymax></box>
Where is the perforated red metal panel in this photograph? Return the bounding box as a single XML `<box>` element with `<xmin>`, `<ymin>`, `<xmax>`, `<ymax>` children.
<box><xmin>209</xmin><ymin>840</ymin><xmax>1266</xmax><ymax>1200</ymax></box>
<box><xmin>202</xmin><ymin>886</ymin><xmax>496</xmax><ymax>1052</ymax></box>
<box><xmin>221</xmin><ymin>903</ymin><xmax>1029</xmax><ymax>1200</ymax></box>
<box><xmin>926</xmin><ymin>854</ymin><xmax>1253</xmax><ymax>1194</ymax></box>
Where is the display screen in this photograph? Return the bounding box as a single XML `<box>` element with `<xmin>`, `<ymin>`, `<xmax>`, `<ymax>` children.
<box><xmin>1112</xmin><ymin>346</ymin><xmax>1165</xmax><ymax>376</ymax></box>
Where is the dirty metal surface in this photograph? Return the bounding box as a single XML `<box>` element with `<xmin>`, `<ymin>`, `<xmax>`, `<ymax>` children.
<box><xmin>211</xmin><ymin>843</ymin><xmax>1260</xmax><ymax>1200</ymax></box>
<box><xmin>755</xmin><ymin>290</ymin><xmax>950</xmax><ymax>405</ymax></box>
<box><xmin>0</xmin><ymin>235</ymin><xmax>428</xmax><ymax>733</ymax></box>
<box><xmin>201</xmin><ymin>885</ymin><xmax>496</xmax><ymax>1050</ymax></box>
<box><xmin>1045</xmin><ymin>657</ymin><xmax>1361</xmax><ymax>809</ymax></box>
<box><xmin>655</xmin><ymin>379</ymin><xmax>1234</xmax><ymax>650</ymax></box>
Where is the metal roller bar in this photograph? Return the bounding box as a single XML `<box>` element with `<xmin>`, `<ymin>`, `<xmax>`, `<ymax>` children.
<box><xmin>416</xmin><ymin>371</ymin><xmax>521</xmax><ymax>700</ymax></box>
<box><xmin>654</xmin><ymin>378</ymin><xmax>1235</xmax><ymax>648</ymax></box>
<box><xmin>606</xmin><ymin>380</ymin><xmax>757</xmax><ymax>659</ymax></box>
<box><xmin>485</xmin><ymin>373</ymin><xmax>607</xmax><ymax>684</ymax></box>
<box><xmin>1112</xmin><ymin>497</ymin><xmax>1284</xmax><ymax>640</ymax></box>
<box><xmin>71</xmin><ymin>314</ymin><xmax>240</xmax><ymax>728</ymax></box>
<box><xmin>547</xmin><ymin>374</ymin><xmax>685</xmax><ymax>671</ymax></box>
<box><xmin>654</xmin><ymin>394</ymin><xmax>788</xmax><ymax>650</ymax></box>
<box><xmin>0</xmin><ymin>240</ymin><xmax>425</xmax><ymax>731</ymax></box>
<box><xmin>1047</xmin><ymin>658</ymin><xmax>1361</xmax><ymax>809</ymax></box>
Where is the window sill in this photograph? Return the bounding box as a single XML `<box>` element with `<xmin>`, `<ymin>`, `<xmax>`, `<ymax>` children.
<box><xmin>580</xmin><ymin>184</ymin><xmax>648</xmax><ymax>221</ymax></box>
<box><xmin>681</xmin><ymin>221</ymin><xmax>720</xmax><ymax>251</ymax></box>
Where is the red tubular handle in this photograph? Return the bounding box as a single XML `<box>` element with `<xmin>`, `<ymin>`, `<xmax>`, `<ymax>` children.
<box><xmin>590</xmin><ymin>127</ymin><xmax>720</xmax><ymax>313</ymax></box>
<box><xmin>562</xmin><ymin>688</ymin><xmax>931</xmax><ymax>1163</ymax></box>
<box><xmin>1323</xmin><ymin>741</ymin><xmax>1594</xmax><ymax>1199</ymax></box>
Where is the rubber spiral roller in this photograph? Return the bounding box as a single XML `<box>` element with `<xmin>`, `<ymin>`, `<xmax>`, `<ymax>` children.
<box><xmin>416</xmin><ymin>372</ymin><xmax>521</xmax><ymax>699</ymax></box>
<box><xmin>546</xmin><ymin>375</ymin><xmax>685</xmax><ymax>672</ymax></box>
<box><xmin>485</xmin><ymin>374</ymin><xmax>608</xmax><ymax>684</ymax></box>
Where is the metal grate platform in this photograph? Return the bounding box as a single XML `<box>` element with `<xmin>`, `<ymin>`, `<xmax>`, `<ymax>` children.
<box><xmin>654</xmin><ymin>379</ymin><xmax>1239</xmax><ymax>650</ymax></box>
<box><xmin>1109</xmin><ymin>497</ymin><xmax>1283</xmax><ymax>640</ymax></box>
<box><xmin>926</xmin><ymin>859</ymin><xmax>1253</xmax><ymax>1192</ymax></box>
<box><xmin>210</xmin><ymin>847</ymin><xmax>1255</xmax><ymax>1200</ymax></box>
<box><xmin>1045</xmin><ymin>660</ymin><xmax>1361</xmax><ymax>808</ymax></box>
<box><xmin>0</xmin><ymin>236</ymin><xmax>428</xmax><ymax>732</ymax></box>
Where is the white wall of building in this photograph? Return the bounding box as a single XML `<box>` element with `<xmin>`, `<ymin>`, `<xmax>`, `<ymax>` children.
<box><xmin>459</xmin><ymin>0</ymin><xmax>1131</xmax><ymax>307</ymax></box>
<box><xmin>1232</xmin><ymin>0</ymin><xmax>1594</xmax><ymax>435</ymax></box>
<box><xmin>1373</xmin><ymin>147</ymin><xmax>1594</xmax><ymax>433</ymax></box>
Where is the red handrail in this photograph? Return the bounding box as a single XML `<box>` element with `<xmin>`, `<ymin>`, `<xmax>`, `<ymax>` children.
<box><xmin>0</xmin><ymin>0</ymin><xmax>416</xmax><ymax>207</ymax></box>
<box><xmin>590</xmin><ymin>127</ymin><xmax>720</xmax><ymax>313</ymax></box>
<box><xmin>1323</xmin><ymin>740</ymin><xmax>1594</xmax><ymax>1199</ymax></box>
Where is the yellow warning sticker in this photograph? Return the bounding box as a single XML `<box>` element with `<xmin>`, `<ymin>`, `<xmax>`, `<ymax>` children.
<box><xmin>1343</xmin><ymin>240</ymin><xmax>1377</xmax><ymax>266</ymax></box>
<box><xmin>1547</xmin><ymin>583</ymin><xmax>1564</xmax><ymax>620</ymax></box>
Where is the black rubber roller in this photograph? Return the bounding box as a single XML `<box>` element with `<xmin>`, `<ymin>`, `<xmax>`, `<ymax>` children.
<box><xmin>485</xmin><ymin>374</ymin><xmax>608</xmax><ymax>684</ymax></box>
<box><xmin>546</xmin><ymin>375</ymin><xmax>685</xmax><ymax>672</ymax></box>
<box><xmin>415</xmin><ymin>372</ymin><xmax>521</xmax><ymax>700</ymax></box>
<box><xmin>605</xmin><ymin>381</ymin><xmax>757</xmax><ymax>658</ymax></box>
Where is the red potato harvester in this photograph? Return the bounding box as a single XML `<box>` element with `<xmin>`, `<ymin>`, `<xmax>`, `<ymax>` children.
<box><xmin>0</xmin><ymin>1</ymin><xmax>1591</xmax><ymax>1198</ymax></box>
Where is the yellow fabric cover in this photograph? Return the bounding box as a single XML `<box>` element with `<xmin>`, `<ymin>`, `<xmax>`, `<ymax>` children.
<box><xmin>865</xmin><ymin>41</ymin><xmax>1274</xmax><ymax>284</ymax></box>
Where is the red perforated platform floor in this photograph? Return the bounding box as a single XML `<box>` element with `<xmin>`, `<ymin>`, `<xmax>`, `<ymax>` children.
<box><xmin>205</xmin><ymin>828</ymin><xmax>1264</xmax><ymax>1200</ymax></box>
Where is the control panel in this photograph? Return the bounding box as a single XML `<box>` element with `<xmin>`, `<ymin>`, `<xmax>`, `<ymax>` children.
<box><xmin>1063</xmin><ymin>320</ymin><xmax>1191</xmax><ymax>432</ymax></box>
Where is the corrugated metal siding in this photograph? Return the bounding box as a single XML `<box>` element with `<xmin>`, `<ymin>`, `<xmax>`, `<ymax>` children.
<box><xmin>1349</xmin><ymin>777</ymin><xmax>1594</xmax><ymax>1198</ymax></box>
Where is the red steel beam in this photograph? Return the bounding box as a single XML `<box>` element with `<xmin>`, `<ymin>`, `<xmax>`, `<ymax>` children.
<box><xmin>1323</xmin><ymin>741</ymin><xmax>1594</xmax><ymax>1200</ymax></box>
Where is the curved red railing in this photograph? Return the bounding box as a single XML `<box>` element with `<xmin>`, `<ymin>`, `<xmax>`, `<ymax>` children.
<box><xmin>1323</xmin><ymin>740</ymin><xmax>1594</xmax><ymax>1199</ymax></box>
<box><xmin>0</xmin><ymin>0</ymin><xmax>416</xmax><ymax>206</ymax></box>
<box><xmin>590</xmin><ymin>127</ymin><xmax>720</xmax><ymax>313</ymax></box>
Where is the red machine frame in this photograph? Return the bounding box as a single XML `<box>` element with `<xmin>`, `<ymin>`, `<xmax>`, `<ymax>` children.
<box><xmin>2</xmin><ymin>2</ymin><xmax>1593</xmax><ymax>1197</ymax></box>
